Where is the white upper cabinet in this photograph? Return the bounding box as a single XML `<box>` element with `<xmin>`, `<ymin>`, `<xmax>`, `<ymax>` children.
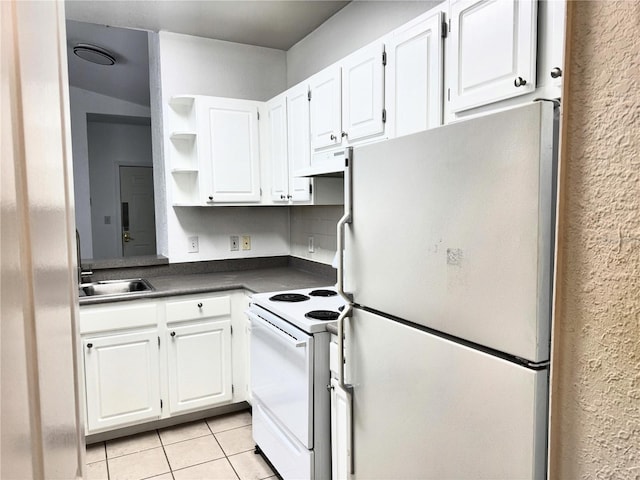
<box><xmin>286</xmin><ymin>83</ymin><xmax>313</xmax><ymax>202</ymax></box>
<box><xmin>309</xmin><ymin>43</ymin><xmax>386</xmax><ymax>152</ymax></box>
<box><xmin>199</xmin><ymin>97</ymin><xmax>262</xmax><ymax>203</ymax></box>
<box><xmin>448</xmin><ymin>0</ymin><xmax>537</xmax><ymax>113</ymax></box>
<box><xmin>309</xmin><ymin>66</ymin><xmax>342</xmax><ymax>150</ymax></box>
<box><xmin>341</xmin><ymin>42</ymin><xmax>386</xmax><ymax>143</ymax></box>
<box><xmin>266</xmin><ymin>93</ymin><xmax>289</xmax><ymax>202</ymax></box>
<box><xmin>385</xmin><ymin>10</ymin><xmax>444</xmax><ymax>138</ymax></box>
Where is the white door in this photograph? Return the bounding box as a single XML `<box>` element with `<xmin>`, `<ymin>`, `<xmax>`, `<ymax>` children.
<box><xmin>449</xmin><ymin>0</ymin><xmax>537</xmax><ymax>112</ymax></box>
<box><xmin>330</xmin><ymin>377</ymin><xmax>351</xmax><ymax>480</ymax></box>
<box><xmin>341</xmin><ymin>42</ymin><xmax>385</xmax><ymax>143</ymax></box>
<box><xmin>348</xmin><ymin>308</ymin><xmax>549</xmax><ymax>479</ymax></box>
<box><xmin>266</xmin><ymin>94</ymin><xmax>289</xmax><ymax>202</ymax></box>
<box><xmin>120</xmin><ymin>165</ymin><xmax>156</xmax><ymax>256</ymax></box>
<box><xmin>84</xmin><ymin>330</ymin><xmax>161</xmax><ymax>432</ymax></box>
<box><xmin>386</xmin><ymin>10</ymin><xmax>444</xmax><ymax>137</ymax></box>
<box><xmin>309</xmin><ymin>66</ymin><xmax>342</xmax><ymax>150</ymax></box>
<box><xmin>166</xmin><ymin>320</ymin><xmax>232</xmax><ymax>414</ymax></box>
<box><xmin>200</xmin><ymin>97</ymin><xmax>261</xmax><ymax>203</ymax></box>
<box><xmin>286</xmin><ymin>83</ymin><xmax>312</xmax><ymax>202</ymax></box>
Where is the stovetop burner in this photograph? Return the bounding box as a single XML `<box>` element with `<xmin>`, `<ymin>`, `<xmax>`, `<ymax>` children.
<box><xmin>308</xmin><ymin>289</ymin><xmax>338</xmax><ymax>297</ymax></box>
<box><xmin>305</xmin><ymin>310</ymin><xmax>340</xmax><ymax>321</ymax></box>
<box><xmin>269</xmin><ymin>293</ymin><xmax>310</xmax><ymax>302</ymax></box>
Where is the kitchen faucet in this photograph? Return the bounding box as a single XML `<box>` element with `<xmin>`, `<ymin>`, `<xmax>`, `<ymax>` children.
<box><xmin>75</xmin><ymin>229</ymin><xmax>93</xmax><ymax>285</ymax></box>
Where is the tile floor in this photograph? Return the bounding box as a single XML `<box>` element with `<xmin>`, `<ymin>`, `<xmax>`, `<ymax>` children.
<box><xmin>85</xmin><ymin>410</ymin><xmax>277</xmax><ymax>480</ymax></box>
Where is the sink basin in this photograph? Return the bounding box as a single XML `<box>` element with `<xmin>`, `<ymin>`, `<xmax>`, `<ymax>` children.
<box><xmin>80</xmin><ymin>278</ymin><xmax>154</xmax><ymax>298</ymax></box>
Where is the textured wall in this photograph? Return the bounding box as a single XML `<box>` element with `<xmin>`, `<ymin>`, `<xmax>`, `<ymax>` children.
<box><xmin>550</xmin><ymin>1</ymin><xmax>640</xmax><ymax>478</ymax></box>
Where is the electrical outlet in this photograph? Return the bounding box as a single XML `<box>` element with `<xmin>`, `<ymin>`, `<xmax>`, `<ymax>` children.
<box><xmin>187</xmin><ymin>236</ymin><xmax>199</xmax><ymax>253</ymax></box>
<box><xmin>230</xmin><ymin>235</ymin><xmax>239</xmax><ymax>251</ymax></box>
<box><xmin>241</xmin><ymin>235</ymin><xmax>251</xmax><ymax>251</ymax></box>
<box><xmin>308</xmin><ymin>236</ymin><xmax>315</xmax><ymax>253</ymax></box>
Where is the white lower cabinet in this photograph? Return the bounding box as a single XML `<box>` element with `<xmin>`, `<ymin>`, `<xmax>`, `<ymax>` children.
<box><xmin>330</xmin><ymin>377</ymin><xmax>350</xmax><ymax>480</ymax></box>
<box><xmin>165</xmin><ymin>295</ymin><xmax>233</xmax><ymax>415</ymax></box>
<box><xmin>83</xmin><ymin>329</ymin><xmax>161</xmax><ymax>432</ymax></box>
<box><xmin>80</xmin><ymin>291</ymin><xmax>247</xmax><ymax>435</ymax></box>
<box><xmin>329</xmin><ymin>337</ymin><xmax>350</xmax><ymax>479</ymax></box>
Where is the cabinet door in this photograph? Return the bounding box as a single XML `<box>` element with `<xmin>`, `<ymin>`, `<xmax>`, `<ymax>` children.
<box><xmin>286</xmin><ymin>83</ymin><xmax>312</xmax><ymax>202</ymax></box>
<box><xmin>386</xmin><ymin>11</ymin><xmax>444</xmax><ymax>138</ymax></box>
<box><xmin>84</xmin><ymin>330</ymin><xmax>161</xmax><ymax>432</ymax></box>
<box><xmin>330</xmin><ymin>377</ymin><xmax>351</xmax><ymax>480</ymax></box>
<box><xmin>341</xmin><ymin>42</ymin><xmax>385</xmax><ymax>143</ymax></box>
<box><xmin>266</xmin><ymin>94</ymin><xmax>289</xmax><ymax>202</ymax></box>
<box><xmin>309</xmin><ymin>67</ymin><xmax>342</xmax><ymax>150</ymax></box>
<box><xmin>449</xmin><ymin>0</ymin><xmax>537</xmax><ymax>112</ymax></box>
<box><xmin>200</xmin><ymin>98</ymin><xmax>262</xmax><ymax>203</ymax></box>
<box><xmin>166</xmin><ymin>320</ymin><xmax>232</xmax><ymax>415</ymax></box>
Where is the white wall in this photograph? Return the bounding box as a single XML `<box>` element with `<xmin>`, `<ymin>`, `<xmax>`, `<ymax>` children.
<box><xmin>156</xmin><ymin>31</ymin><xmax>289</xmax><ymax>262</ymax></box>
<box><xmin>290</xmin><ymin>206</ymin><xmax>343</xmax><ymax>265</ymax></box>
<box><xmin>86</xmin><ymin>120</ymin><xmax>153</xmax><ymax>259</ymax></box>
<box><xmin>286</xmin><ymin>0</ymin><xmax>442</xmax><ymax>87</ymax></box>
<box><xmin>69</xmin><ymin>86</ymin><xmax>151</xmax><ymax>258</ymax></box>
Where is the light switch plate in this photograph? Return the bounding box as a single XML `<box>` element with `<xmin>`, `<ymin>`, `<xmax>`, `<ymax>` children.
<box><xmin>242</xmin><ymin>235</ymin><xmax>251</xmax><ymax>250</ymax></box>
<box><xmin>230</xmin><ymin>236</ymin><xmax>239</xmax><ymax>251</ymax></box>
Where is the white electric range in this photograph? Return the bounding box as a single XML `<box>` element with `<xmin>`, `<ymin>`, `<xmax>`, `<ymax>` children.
<box><xmin>246</xmin><ymin>286</ymin><xmax>345</xmax><ymax>480</ymax></box>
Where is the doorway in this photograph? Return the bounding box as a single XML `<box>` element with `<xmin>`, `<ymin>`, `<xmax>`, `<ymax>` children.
<box><xmin>86</xmin><ymin>114</ymin><xmax>156</xmax><ymax>259</ymax></box>
<box><xmin>120</xmin><ymin>165</ymin><xmax>157</xmax><ymax>256</ymax></box>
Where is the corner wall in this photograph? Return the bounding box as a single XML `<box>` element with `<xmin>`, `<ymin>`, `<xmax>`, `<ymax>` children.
<box><xmin>549</xmin><ymin>1</ymin><xmax>640</xmax><ymax>477</ymax></box>
<box><xmin>156</xmin><ymin>32</ymin><xmax>289</xmax><ymax>263</ymax></box>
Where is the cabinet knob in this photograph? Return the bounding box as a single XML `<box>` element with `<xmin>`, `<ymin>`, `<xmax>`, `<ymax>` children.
<box><xmin>87</xmin><ymin>343</ymin><xmax>93</xmax><ymax>349</ymax></box>
<box><xmin>197</xmin><ymin>302</ymin><xmax>203</xmax><ymax>308</ymax></box>
<box><xmin>550</xmin><ymin>67</ymin><xmax>563</xmax><ymax>79</ymax></box>
<box><xmin>341</xmin><ymin>131</ymin><xmax>348</xmax><ymax>138</ymax></box>
<box><xmin>326</xmin><ymin>384</ymin><xmax>334</xmax><ymax>391</ymax></box>
<box><xmin>330</xmin><ymin>133</ymin><xmax>336</xmax><ymax>141</ymax></box>
<box><xmin>514</xmin><ymin>77</ymin><xmax>527</xmax><ymax>87</ymax></box>
<box><xmin>280</xmin><ymin>194</ymin><xmax>285</xmax><ymax>199</ymax></box>
<box><xmin>170</xmin><ymin>331</ymin><xmax>176</xmax><ymax>337</ymax></box>
<box><xmin>287</xmin><ymin>195</ymin><xmax>292</xmax><ymax>199</ymax></box>
<box><xmin>208</xmin><ymin>195</ymin><xmax>213</xmax><ymax>201</ymax></box>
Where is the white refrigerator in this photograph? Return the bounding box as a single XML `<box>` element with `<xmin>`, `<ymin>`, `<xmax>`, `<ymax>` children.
<box><xmin>336</xmin><ymin>102</ymin><xmax>557</xmax><ymax>479</ymax></box>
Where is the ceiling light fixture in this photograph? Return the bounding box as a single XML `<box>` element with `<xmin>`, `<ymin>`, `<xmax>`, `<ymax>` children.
<box><xmin>73</xmin><ymin>43</ymin><xmax>116</xmax><ymax>66</ymax></box>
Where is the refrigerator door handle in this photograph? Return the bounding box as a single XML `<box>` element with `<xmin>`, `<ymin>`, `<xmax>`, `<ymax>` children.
<box><xmin>337</xmin><ymin>147</ymin><xmax>353</xmax><ymax>302</ymax></box>
<box><xmin>337</xmin><ymin>303</ymin><xmax>355</xmax><ymax>474</ymax></box>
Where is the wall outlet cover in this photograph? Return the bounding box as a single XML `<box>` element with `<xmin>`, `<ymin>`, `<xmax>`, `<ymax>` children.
<box><xmin>242</xmin><ymin>235</ymin><xmax>251</xmax><ymax>250</ymax></box>
<box><xmin>188</xmin><ymin>236</ymin><xmax>199</xmax><ymax>253</ymax></box>
<box><xmin>308</xmin><ymin>236</ymin><xmax>315</xmax><ymax>253</ymax></box>
<box><xmin>230</xmin><ymin>235</ymin><xmax>239</xmax><ymax>251</ymax></box>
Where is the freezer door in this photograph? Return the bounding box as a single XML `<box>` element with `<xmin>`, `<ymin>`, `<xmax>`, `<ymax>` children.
<box><xmin>344</xmin><ymin>102</ymin><xmax>555</xmax><ymax>363</ymax></box>
<box><xmin>347</xmin><ymin>308</ymin><xmax>548</xmax><ymax>479</ymax></box>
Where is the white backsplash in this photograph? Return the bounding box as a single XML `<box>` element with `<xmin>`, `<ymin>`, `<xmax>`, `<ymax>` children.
<box><xmin>290</xmin><ymin>206</ymin><xmax>343</xmax><ymax>265</ymax></box>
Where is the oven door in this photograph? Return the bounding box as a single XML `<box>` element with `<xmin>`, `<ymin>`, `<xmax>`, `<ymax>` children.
<box><xmin>248</xmin><ymin>307</ymin><xmax>314</xmax><ymax>448</ymax></box>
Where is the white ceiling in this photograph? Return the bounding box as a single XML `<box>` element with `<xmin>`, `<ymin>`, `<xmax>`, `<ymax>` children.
<box><xmin>64</xmin><ymin>1</ymin><xmax>350</xmax><ymax>50</ymax></box>
<box><xmin>65</xmin><ymin>1</ymin><xmax>349</xmax><ymax>106</ymax></box>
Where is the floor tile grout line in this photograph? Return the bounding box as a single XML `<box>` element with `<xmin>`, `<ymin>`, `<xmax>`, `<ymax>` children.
<box><xmin>157</xmin><ymin>428</ymin><xmax>177</xmax><ymax>479</ymax></box>
<box><xmin>103</xmin><ymin>442</ymin><xmax>111</xmax><ymax>480</ymax></box>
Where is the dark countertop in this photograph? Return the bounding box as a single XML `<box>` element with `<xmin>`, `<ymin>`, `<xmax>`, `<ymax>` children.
<box><xmin>79</xmin><ymin>265</ymin><xmax>336</xmax><ymax>306</ymax></box>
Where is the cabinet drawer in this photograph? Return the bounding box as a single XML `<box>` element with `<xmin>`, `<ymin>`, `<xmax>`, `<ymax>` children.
<box><xmin>80</xmin><ymin>302</ymin><xmax>157</xmax><ymax>334</ymax></box>
<box><xmin>165</xmin><ymin>295</ymin><xmax>230</xmax><ymax>322</ymax></box>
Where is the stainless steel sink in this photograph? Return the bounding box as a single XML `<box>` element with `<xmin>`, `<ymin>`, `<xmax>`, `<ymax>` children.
<box><xmin>80</xmin><ymin>278</ymin><xmax>154</xmax><ymax>298</ymax></box>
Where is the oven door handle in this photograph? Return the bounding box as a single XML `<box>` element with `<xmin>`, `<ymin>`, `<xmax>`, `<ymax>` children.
<box><xmin>247</xmin><ymin>311</ymin><xmax>307</xmax><ymax>348</ymax></box>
